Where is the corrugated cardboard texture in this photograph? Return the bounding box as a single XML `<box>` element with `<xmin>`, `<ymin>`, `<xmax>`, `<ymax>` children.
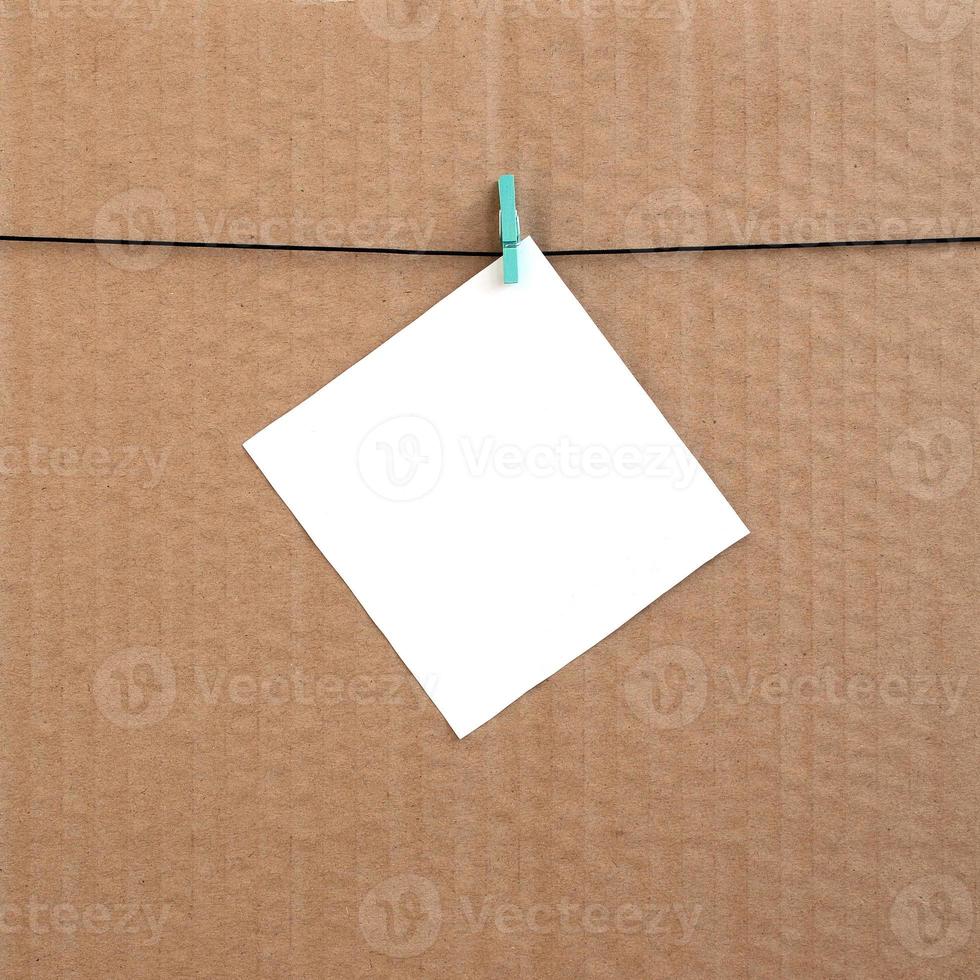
<box><xmin>1</xmin><ymin>2</ymin><xmax>978</xmax><ymax>977</ymax></box>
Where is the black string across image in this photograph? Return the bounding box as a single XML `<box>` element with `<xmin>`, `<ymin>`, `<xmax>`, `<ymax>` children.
<box><xmin>2</xmin><ymin>232</ymin><xmax>980</xmax><ymax>256</ymax></box>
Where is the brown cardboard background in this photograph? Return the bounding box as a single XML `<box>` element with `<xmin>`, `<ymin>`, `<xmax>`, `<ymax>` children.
<box><xmin>1</xmin><ymin>2</ymin><xmax>978</xmax><ymax>978</ymax></box>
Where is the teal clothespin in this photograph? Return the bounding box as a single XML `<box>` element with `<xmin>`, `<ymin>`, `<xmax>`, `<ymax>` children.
<box><xmin>498</xmin><ymin>174</ymin><xmax>520</xmax><ymax>284</ymax></box>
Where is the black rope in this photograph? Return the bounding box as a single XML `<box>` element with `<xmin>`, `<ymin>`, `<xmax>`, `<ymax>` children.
<box><xmin>2</xmin><ymin>233</ymin><xmax>980</xmax><ymax>256</ymax></box>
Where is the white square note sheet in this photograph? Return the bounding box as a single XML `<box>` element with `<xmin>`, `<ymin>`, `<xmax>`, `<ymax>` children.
<box><xmin>245</xmin><ymin>238</ymin><xmax>748</xmax><ymax>737</ymax></box>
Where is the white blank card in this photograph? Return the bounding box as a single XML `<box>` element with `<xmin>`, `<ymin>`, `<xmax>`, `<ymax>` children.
<box><xmin>244</xmin><ymin>238</ymin><xmax>748</xmax><ymax>737</ymax></box>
